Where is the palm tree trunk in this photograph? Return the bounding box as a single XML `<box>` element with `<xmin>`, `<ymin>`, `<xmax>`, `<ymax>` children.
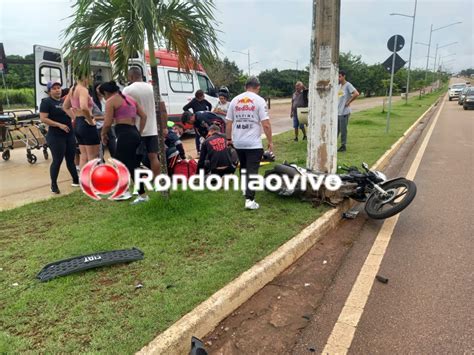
<box><xmin>146</xmin><ymin>30</ymin><xmax>169</xmax><ymax>197</ymax></box>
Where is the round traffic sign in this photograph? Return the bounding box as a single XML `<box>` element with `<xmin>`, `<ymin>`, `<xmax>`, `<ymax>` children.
<box><xmin>387</xmin><ymin>35</ymin><xmax>405</xmax><ymax>52</ymax></box>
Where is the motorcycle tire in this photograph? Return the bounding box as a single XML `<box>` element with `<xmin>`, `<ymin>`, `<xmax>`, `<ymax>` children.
<box><xmin>365</xmin><ymin>178</ymin><xmax>417</xmax><ymax>219</ymax></box>
<box><xmin>263</xmin><ymin>168</ymin><xmax>302</xmax><ymax>196</ymax></box>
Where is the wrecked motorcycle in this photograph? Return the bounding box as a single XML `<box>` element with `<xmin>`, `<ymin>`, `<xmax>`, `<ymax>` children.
<box><xmin>264</xmin><ymin>162</ymin><xmax>417</xmax><ymax>220</ymax></box>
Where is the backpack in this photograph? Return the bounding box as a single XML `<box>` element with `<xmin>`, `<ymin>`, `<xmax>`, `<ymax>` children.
<box><xmin>172</xmin><ymin>159</ymin><xmax>198</xmax><ymax>181</ymax></box>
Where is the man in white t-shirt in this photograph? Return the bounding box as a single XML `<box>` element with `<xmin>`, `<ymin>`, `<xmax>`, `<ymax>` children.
<box><xmin>123</xmin><ymin>67</ymin><xmax>161</xmax><ymax>178</ymax></box>
<box><xmin>226</xmin><ymin>76</ymin><xmax>273</xmax><ymax>210</ymax></box>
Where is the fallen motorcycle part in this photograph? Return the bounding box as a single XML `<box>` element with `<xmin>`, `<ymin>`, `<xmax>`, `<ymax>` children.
<box><xmin>190</xmin><ymin>336</ymin><xmax>208</xmax><ymax>355</ymax></box>
<box><xmin>376</xmin><ymin>275</ymin><xmax>389</xmax><ymax>284</ymax></box>
<box><xmin>36</xmin><ymin>248</ymin><xmax>144</xmax><ymax>282</ymax></box>
<box><xmin>342</xmin><ymin>210</ymin><xmax>360</xmax><ymax>219</ymax></box>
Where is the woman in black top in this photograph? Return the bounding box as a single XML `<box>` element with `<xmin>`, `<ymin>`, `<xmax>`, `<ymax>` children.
<box><xmin>182</xmin><ymin>90</ymin><xmax>212</xmax><ymax>154</ymax></box>
<box><xmin>39</xmin><ymin>81</ymin><xmax>79</xmax><ymax>194</ymax></box>
<box><xmin>182</xmin><ymin>89</ymin><xmax>212</xmax><ymax>113</ymax></box>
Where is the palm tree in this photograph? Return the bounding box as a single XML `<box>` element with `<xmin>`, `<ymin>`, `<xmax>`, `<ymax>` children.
<box><xmin>62</xmin><ymin>0</ymin><xmax>220</xmax><ymax>178</ymax></box>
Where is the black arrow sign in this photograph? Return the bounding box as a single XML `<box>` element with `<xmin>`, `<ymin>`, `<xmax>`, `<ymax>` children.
<box><xmin>382</xmin><ymin>53</ymin><xmax>406</xmax><ymax>74</ymax></box>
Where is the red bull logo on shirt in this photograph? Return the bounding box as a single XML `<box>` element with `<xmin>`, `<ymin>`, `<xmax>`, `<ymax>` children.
<box><xmin>237</xmin><ymin>97</ymin><xmax>254</xmax><ymax>105</ymax></box>
<box><xmin>236</xmin><ymin>96</ymin><xmax>256</xmax><ymax>112</ymax></box>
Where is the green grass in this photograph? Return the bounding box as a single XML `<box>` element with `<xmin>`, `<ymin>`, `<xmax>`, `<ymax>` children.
<box><xmin>0</xmin><ymin>89</ymin><xmax>443</xmax><ymax>353</ymax></box>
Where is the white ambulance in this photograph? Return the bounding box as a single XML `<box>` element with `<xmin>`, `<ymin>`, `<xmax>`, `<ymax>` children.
<box><xmin>34</xmin><ymin>44</ymin><xmax>219</xmax><ymax>129</ymax></box>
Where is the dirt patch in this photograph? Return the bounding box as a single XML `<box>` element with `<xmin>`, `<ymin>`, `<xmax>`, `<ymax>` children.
<box><xmin>203</xmin><ymin>207</ymin><xmax>369</xmax><ymax>354</ymax></box>
<box><xmin>269</xmin><ymin>102</ymin><xmax>291</xmax><ymax>119</ymax></box>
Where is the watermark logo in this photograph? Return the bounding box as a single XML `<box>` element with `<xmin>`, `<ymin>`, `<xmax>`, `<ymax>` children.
<box><xmin>80</xmin><ymin>159</ymin><xmax>130</xmax><ymax>200</ymax></box>
<box><xmin>79</xmin><ymin>160</ymin><xmax>343</xmax><ymax>200</ymax></box>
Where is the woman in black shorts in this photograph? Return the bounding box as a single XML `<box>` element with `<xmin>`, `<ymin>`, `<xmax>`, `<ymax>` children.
<box><xmin>99</xmin><ymin>81</ymin><xmax>149</xmax><ymax>204</ymax></box>
<box><xmin>63</xmin><ymin>75</ymin><xmax>100</xmax><ymax>168</ymax></box>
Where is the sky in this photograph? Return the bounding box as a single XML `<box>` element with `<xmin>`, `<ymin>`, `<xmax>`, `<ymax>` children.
<box><xmin>1</xmin><ymin>0</ymin><xmax>473</xmax><ymax>74</ymax></box>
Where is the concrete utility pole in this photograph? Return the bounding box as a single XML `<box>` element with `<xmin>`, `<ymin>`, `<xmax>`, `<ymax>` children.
<box><xmin>307</xmin><ymin>0</ymin><xmax>341</xmax><ymax>173</ymax></box>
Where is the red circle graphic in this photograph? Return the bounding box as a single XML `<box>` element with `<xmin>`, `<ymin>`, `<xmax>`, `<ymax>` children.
<box><xmin>90</xmin><ymin>165</ymin><xmax>119</xmax><ymax>194</ymax></box>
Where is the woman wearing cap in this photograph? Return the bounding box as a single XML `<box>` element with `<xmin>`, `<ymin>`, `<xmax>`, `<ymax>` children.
<box><xmin>63</xmin><ymin>75</ymin><xmax>100</xmax><ymax>168</ymax></box>
<box><xmin>39</xmin><ymin>81</ymin><xmax>79</xmax><ymax>194</ymax></box>
<box><xmin>99</xmin><ymin>81</ymin><xmax>149</xmax><ymax>204</ymax></box>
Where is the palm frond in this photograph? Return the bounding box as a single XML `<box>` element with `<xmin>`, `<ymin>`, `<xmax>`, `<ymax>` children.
<box><xmin>62</xmin><ymin>0</ymin><xmax>220</xmax><ymax>78</ymax></box>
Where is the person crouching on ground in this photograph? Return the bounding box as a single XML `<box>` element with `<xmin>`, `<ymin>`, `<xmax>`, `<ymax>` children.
<box><xmin>226</xmin><ymin>76</ymin><xmax>273</xmax><ymax>210</ymax></box>
<box><xmin>198</xmin><ymin>124</ymin><xmax>237</xmax><ymax>177</ymax></box>
<box><xmin>39</xmin><ymin>81</ymin><xmax>79</xmax><ymax>194</ymax></box>
<box><xmin>181</xmin><ymin>111</ymin><xmax>226</xmax><ymax>154</ymax></box>
<box><xmin>99</xmin><ymin>81</ymin><xmax>149</xmax><ymax>205</ymax></box>
<box><xmin>164</xmin><ymin>122</ymin><xmax>186</xmax><ymax>173</ymax></box>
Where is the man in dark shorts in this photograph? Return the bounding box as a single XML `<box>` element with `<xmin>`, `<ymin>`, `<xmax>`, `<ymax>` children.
<box><xmin>123</xmin><ymin>67</ymin><xmax>161</xmax><ymax>176</ymax></box>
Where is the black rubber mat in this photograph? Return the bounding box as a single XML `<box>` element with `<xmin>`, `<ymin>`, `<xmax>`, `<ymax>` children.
<box><xmin>37</xmin><ymin>248</ymin><xmax>144</xmax><ymax>282</ymax></box>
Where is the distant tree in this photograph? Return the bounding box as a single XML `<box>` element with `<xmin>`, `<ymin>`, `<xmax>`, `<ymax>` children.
<box><xmin>460</xmin><ymin>68</ymin><xmax>474</xmax><ymax>77</ymax></box>
<box><xmin>258</xmin><ymin>68</ymin><xmax>309</xmax><ymax>98</ymax></box>
<box><xmin>3</xmin><ymin>54</ymin><xmax>34</xmax><ymax>89</ymax></box>
<box><xmin>203</xmin><ymin>57</ymin><xmax>243</xmax><ymax>96</ymax></box>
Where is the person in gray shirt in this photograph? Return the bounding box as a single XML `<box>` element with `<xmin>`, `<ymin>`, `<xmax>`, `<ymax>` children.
<box><xmin>290</xmin><ymin>81</ymin><xmax>307</xmax><ymax>142</ymax></box>
<box><xmin>337</xmin><ymin>70</ymin><xmax>359</xmax><ymax>152</ymax></box>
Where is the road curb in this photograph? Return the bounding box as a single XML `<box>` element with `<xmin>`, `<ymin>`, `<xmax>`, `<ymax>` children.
<box><xmin>138</xmin><ymin>96</ymin><xmax>441</xmax><ymax>355</ymax></box>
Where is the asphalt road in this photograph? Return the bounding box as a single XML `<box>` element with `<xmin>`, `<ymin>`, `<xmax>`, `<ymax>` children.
<box><xmin>294</xmin><ymin>90</ymin><xmax>474</xmax><ymax>353</ymax></box>
<box><xmin>202</xmin><ymin>80</ymin><xmax>473</xmax><ymax>354</ymax></box>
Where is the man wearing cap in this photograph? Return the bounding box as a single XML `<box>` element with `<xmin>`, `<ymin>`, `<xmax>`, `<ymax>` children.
<box><xmin>226</xmin><ymin>76</ymin><xmax>273</xmax><ymax>210</ymax></box>
<box><xmin>39</xmin><ymin>81</ymin><xmax>79</xmax><ymax>194</ymax></box>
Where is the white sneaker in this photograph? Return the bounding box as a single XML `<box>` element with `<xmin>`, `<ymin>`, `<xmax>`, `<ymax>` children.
<box><xmin>132</xmin><ymin>188</ymin><xmax>139</xmax><ymax>196</ymax></box>
<box><xmin>114</xmin><ymin>191</ymin><xmax>132</xmax><ymax>201</ymax></box>
<box><xmin>131</xmin><ymin>195</ymin><xmax>150</xmax><ymax>205</ymax></box>
<box><xmin>245</xmin><ymin>199</ymin><xmax>260</xmax><ymax>210</ymax></box>
<box><xmin>71</xmin><ymin>182</ymin><xmax>80</xmax><ymax>187</ymax></box>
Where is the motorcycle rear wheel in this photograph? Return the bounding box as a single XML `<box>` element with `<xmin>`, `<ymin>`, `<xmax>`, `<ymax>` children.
<box><xmin>365</xmin><ymin>179</ymin><xmax>416</xmax><ymax>219</ymax></box>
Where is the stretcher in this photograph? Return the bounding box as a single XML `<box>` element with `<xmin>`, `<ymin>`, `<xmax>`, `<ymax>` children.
<box><xmin>0</xmin><ymin>110</ymin><xmax>49</xmax><ymax>163</ymax></box>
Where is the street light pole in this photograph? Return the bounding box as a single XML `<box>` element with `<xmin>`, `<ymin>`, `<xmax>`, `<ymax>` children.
<box><xmin>247</xmin><ymin>49</ymin><xmax>250</xmax><ymax>76</ymax></box>
<box><xmin>424</xmin><ymin>21</ymin><xmax>462</xmax><ymax>82</ymax></box>
<box><xmin>433</xmin><ymin>42</ymin><xmax>457</xmax><ymax>74</ymax></box>
<box><xmin>283</xmin><ymin>59</ymin><xmax>299</xmax><ymax>79</ymax></box>
<box><xmin>425</xmin><ymin>24</ymin><xmax>433</xmax><ymax>82</ymax></box>
<box><xmin>390</xmin><ymin>0</ymin><xmax>417</xmax><ymax>104</ymax></box>
<box><xmin>232</xmin><ymin>49</ymin><xmax>252</xmax><ymax>76</ymax></box>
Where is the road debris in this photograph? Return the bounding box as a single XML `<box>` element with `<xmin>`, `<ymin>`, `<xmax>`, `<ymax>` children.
<box><xmin>376</xmin><ymin>275</ymin><xmax>389</xmax><ymax>284</ymax></box>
